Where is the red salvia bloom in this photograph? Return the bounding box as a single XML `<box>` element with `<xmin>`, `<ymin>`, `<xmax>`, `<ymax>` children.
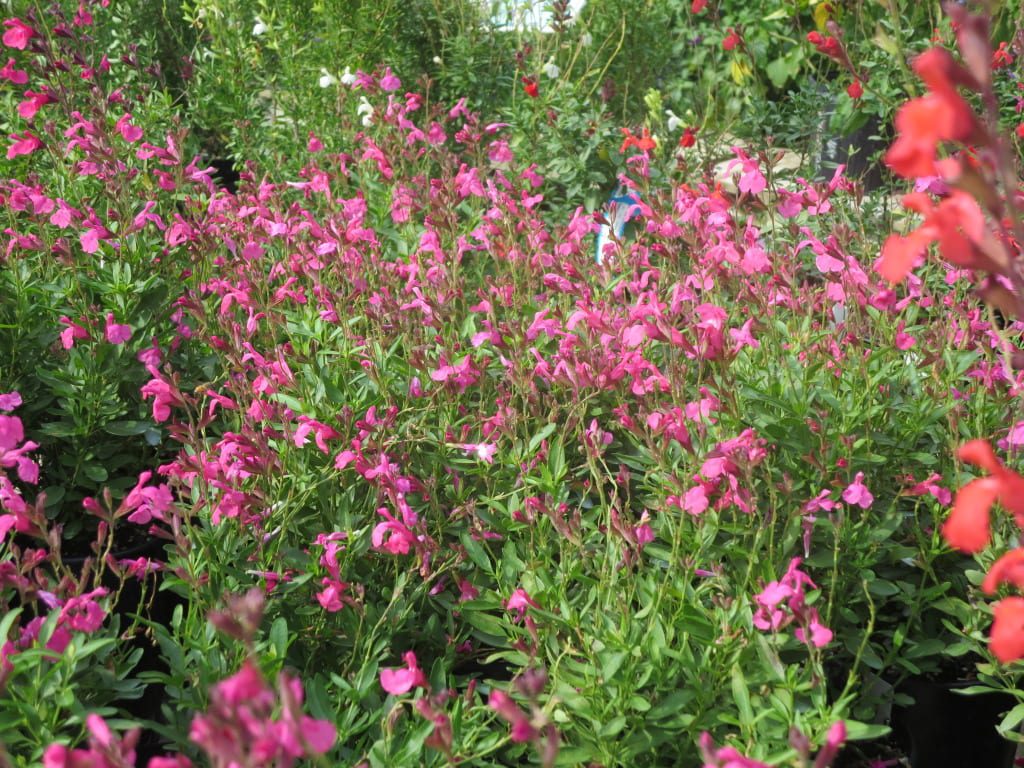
<box><xmin>942</xmin><ymin>440</ymin><xmax>1024</xmax><ymax>554</ymax></box>
<box><xmin>885</xmin><ymin>48</ymin><xmax>978</xmax><ymax>178</ymax></box>
<box><xmin>990</xmin><ymin>598</ymin><xmax>1024</xmax><ymax>663</ymax></box>
<box><xmin>722</xmin><ymin>28</ymin><xmax>741</xmax><ymax>51</ymax></box>
<box><xmin>521</xmin><ymin>76</ymin><xmax>539</xmax><ymax>99</ymax></box>
<box><xmin>620</xmin><ymin>127</ymin><xmax>655</xmax><ymax>154</ymax></box>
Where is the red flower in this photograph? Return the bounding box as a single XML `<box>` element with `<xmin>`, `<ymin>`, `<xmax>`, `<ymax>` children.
<box><xmin>1016</xmin><ymin>123</ymin><xmax>1024</xmax><ymax>139</ymax></box>
<box><xmin>877</xmin><ymin>189</ymin><xmax>994</xmax><ymax>283</ymax></box>
<box><xmin>722</xmin><ymin>28</ymin><xmax>741</xmax><ymax>51</ymax></box>
<box><xmin>990</xmin><ymin>598</ymin><xmax>1024</xmax><ymax>663</ymax></box>
<box><xmin>993</xmin><ymin>41</ymin><xmax>1014</xmax><ymax>69</ymax></box>
<box><xmin>983</xmin><ymin>549</ymin><xmax>1024</xmax><ymax>595</ymax></box>
<box><xmin>690</xmin><ymin>0</ymin><xmax>707</xmax><ymax>13</ymax></box>
<box><xmin>521</xmin><ymin>77</ymin><xmax>539</xmax><ymax>99</ymax></box>
<box><xmin>847</xmin><ymin>80</ymin><xmax>863</xmax><ymax>100</ymax></box>
<box><xmin>807</xmin><ymin>31</ymin><xmax>843</xmax><ymax>62</ymax></box>
<box><xmin>941</xmin><ymin>440</ymin><xmax>1024</xmax><ymax>554</ymax></box>
<box><xmin>620</xmin><ymin>126</ymin><xmax>656</xmax><ymax>154</ymax></box>
<box><xmin>679</xmin><ymin>126</ymin><xmax>697</xmax><ymax>148</ymax></box>
<box><xmin>885</xmin><ymin>48</ymin><xmax>977</xmax><ymax>178</ymax></box>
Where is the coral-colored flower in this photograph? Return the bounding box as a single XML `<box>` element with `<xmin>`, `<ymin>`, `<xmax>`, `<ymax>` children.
<box><xmin>990</xmin><ymin>597</ymin><xmax>1024</xmax><ymax>663</ymax></box>
<box><xmin>380</xmin><ymin>651</ymin><xmax>428</xmax><ymax>695</ymax></box>
<box><xmin>876</xmin><ymin>190</ymin><xmax>993</xmax><ymax>284</ymax></box>
<box><xmin>620</xmin><ymin>127</ymin><xmax>656</xmax><ymax>154</ymax></box>
<box><xmin>884</xmin><ymin>48</ymin><xmax>977</xmax><ymax>179</ymax></box>
<box><xmin>942</xmin><ymin>440</ymin><xmax>1024</xmax><ymax>554</ymax></box>
<box><xmin>983</xmin><ymin>549</ymin><xmax>1024</xmax><ymax>594</ymax></box>
<box><xmin>722</xmin><ymin>28</ymin><xmax>741</xmax><ymax>51</ymax></box>
<box><xmin>944</xmin><ymin>476</ymin><xmax>999</xmax><ymax>553</ymax></box>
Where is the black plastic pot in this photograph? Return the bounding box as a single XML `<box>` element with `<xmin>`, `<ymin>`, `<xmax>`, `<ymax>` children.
<box><xmin>815</xmin><ymin>113</ymin><xmax>888</xmax><ymax>192</ymax></box>
<box><xmin>891</xmin><ymin>677</ymin><xmax>1016</xmax><ymax>768</ymax></box>
<box><xmin>65</xmin><ymin>537</ymin><xmax>184</xmax><ymax>765</ymax></box>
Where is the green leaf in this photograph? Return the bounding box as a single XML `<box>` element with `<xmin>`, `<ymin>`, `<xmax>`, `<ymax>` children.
<box><xmin>731</xmin><ymin>665</ymin><xmax>754</xmax><ymax>729</ymax></box>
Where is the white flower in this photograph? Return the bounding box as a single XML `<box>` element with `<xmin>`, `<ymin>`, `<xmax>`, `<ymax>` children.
<box><xmin>542</xmin><ymin>59</ymin><xmax>561</xmax><ymax>79</ymax></box>
<box><xmin>665</xmin><ymin>109</ymin><xmax>682</xmax><ymax>132</ymax></box>
<box><xmin>252</xmin><ymin>19</ymin><xmax>268</xmax><ymax>36</ymax></box>
<box><xmin>340</xmin><ymin>66</ymin><xmax>357</xmax><ymax>86</ymax></box>
<box><xmin>580</xmin><ymin>32</ymin><xmax>593</xmax><ymax>46</ymax></box>
<box><xmin>357</xmin><ymin>96</ymin><xmax>374</xmax><ymax>126</ymax></box>
<box><xmin>432</xmin><ymin>56</ymin><xmax>443</xmax><ymax>65</ymax></box>
<box><xmin>319</xmin><ymin>68</ymin><xmax>337</xmax><ymax>88</ymax></box>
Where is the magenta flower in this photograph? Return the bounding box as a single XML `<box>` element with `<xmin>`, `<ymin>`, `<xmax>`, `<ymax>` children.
<box><xmin>506</xmin><ymin>587</ymin><xmax>539</xmax><ymax>620</ymax></box>
<box><xmin>115</xmin><ymin>113</ymin><xmax>142</xmax><ymax>142</ymax></box>
<box><xmin>59</xmin><ymin>588</ymin><xmax>109</xmax><ymax>633</ymax></box>
<box><xmin>0</xmin><ymin>57</ymin><xmax>27</xmax><ymax>83</ymax></box>
<box><xmin>2</xmin><ymin>18</ymin><xmax>36</xmax><ymax>50</ymax></box>
<box><xmin>59</xmin><ymin>315</ymin><xmax>89</xmax><ymax>349</ymax></box>
<box><xmin>379</xmin><ymin>67</ymin><xmax>401</xmax><ymax>91</ymax></box>
<box><xmin>104</xmin><ymin>313</ymin><xmax>132</xmax><ymax>344</ymax></box>
<box><xmin>841</xmin><ymin>472</ymin><xmax>874</xmax><ymax>509</ymax></box>
<box><xmin>488</xmin><ymin>690</ymin><xmax>538</xmax><ymax>743</ymax></box>
<box><xmin>0</xmin><ymin>391</ymin><xmax>21</xmax><ymax>412</ymax></box>
<box><xmin>7</xmin><ymin>130</ymin><xmax>42</xmax><ymax>159</ymax></box>
<box><xmin>380</xmin><ymin>651</ymin><xmax>428</xmax><ymax>695</ymax></box>
<box><xmin>458</xmin><ymin>442</ymin><xmax>497</xmax><ymax>463</ymax></box>
<box><xmin>17</xmin><ymin>89</ymin><xmax>54</xmax><ymax>120</ymax></box>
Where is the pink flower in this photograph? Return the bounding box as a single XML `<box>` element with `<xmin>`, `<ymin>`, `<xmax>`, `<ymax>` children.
<box><xmin>17</xmin><ymin>89</ymin><xmax>53</xmax><ymax>120</ymax></box>
<box><xmin>116</xmin><ymin>113</ymin><xmax>143</xmax><ymax>142</ymax></box>
<box><xmin>316</xmin><ymin>578</ymin><xmax>348</xmax><ymax>612</ymax></box>
<box><xmin>506</xmin><ymin>588</ymin><xmax>539</xmax><ymax>620</ymax></box>
<box><xmin>380</xmin><ymin>651</ymin><xmax>428</xmax><ymax>695</ymax></box>
<box><xmin>841</xmin><ymin>472</ymin><xmax>874</xmax><ymax>509</ymax></box>
<box><xmin>307</xmin><ymin>132</ymin><xmax>323</xmax><ymax>152</ymax></box>
<box><xmin>2</xmin><ymin>18</ymin><xmax>35</xmax><ymax>50</ymax></box>
<box><xmin>140</xmin><ymin>373</ymin><xmax>184</xmax><ymax>423</ymax></box>
<box><xmin>59</xmin><ymin>315</ymin><xmax>89</xmax><ymax>349</ymax></box>
<box><xmin>0</xmin><ymin>57</ymin><xmax>27</xmax><ymax>83</ymax></box>
<box><xmin>458</xmin><ymin>442</ymin><xmax>497</xmax><ymax>463</ymax></box>
<box><xmin>379</xmin><ymin>67</ymin><xmax>401</xmax><ymax>91</ymax></box>
<box><xmin>489</xmin><ymin>689</ymin><xmax>538</xmax><ymax>742</ymax></box>
<box><xmin>104</xmin><ymin>313</ymin><xmax>132</xmax><ymax>344</ymax></box>
<box><xmin>60</xmin><ymin>588</ymin><xmax>109</xmax><ymax>633</ymax></box>
<box><xmin>795</xmin><ymin>609</ymin><xmax>834</xmax><ymax>648</ymax></box>
<box><xmin>7</xmin><ymin>130</ymin><xmax>42</xmax><ymax>159</ymax></box>
<box><xmin>0</xmin><ymin>391</ymin><xmax>21</xmax><ymax>412</ymax></box>
<box><xmin>683</xmin><ymin>485</ymin><xmax>709</xmax><ymax>516</ymax></box>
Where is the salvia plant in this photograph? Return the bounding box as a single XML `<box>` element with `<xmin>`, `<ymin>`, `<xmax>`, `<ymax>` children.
<box><xmin>3</xmin><ymin>1</ymin><xmax>1024</xmax><ymax>767</ymax></box>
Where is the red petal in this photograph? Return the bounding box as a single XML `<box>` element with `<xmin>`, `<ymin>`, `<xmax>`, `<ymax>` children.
<box><xmin>990</xmin><ymin>597</ymin><xmax>1024</xmax><ymax>663</ymax></box>
<box><xmin>983</xmin><ymin>548</ymin><xmax>1024</xmax><ymax>594</ymax></box>
<box><xmin>958</xmin><ymin>439</ymin><xmax>1002</xmax><ymax>473</ymax></box>
<box><xmin>943</xmin><ymin>477</ymin><xmax>998</xmax><ymax>553</ymax></box>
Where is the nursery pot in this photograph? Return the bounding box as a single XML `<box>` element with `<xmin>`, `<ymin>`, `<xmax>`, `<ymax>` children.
<box><xmin>65</xmin><ymin>535</ymin><xmax>184</xmax><ymax>764</ymax></box>
<box><xmin>891</xmin><ymin>677</ymin><xmax>1016</xmax><ymax>768</ymax></box>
